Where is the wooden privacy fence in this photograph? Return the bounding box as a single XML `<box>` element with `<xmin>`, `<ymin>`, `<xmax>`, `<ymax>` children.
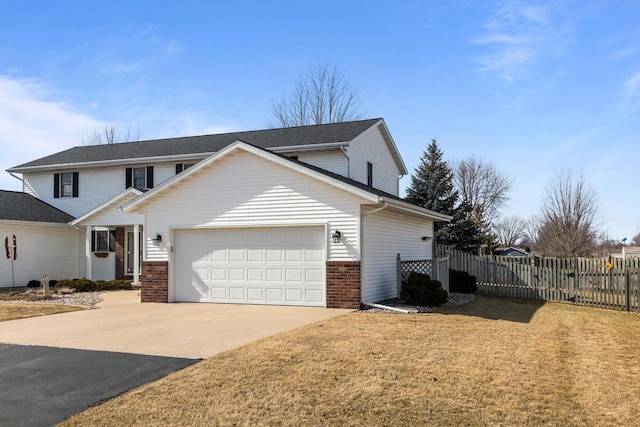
<box><xmin>438</xmin><ymin>244</ymin><xmax>640</xmax><ymax>312</ymax></box>
<box><xmin>397</xmin><ymin>255</ymin><xmax>450</xmax><ymax>294</ymax></box>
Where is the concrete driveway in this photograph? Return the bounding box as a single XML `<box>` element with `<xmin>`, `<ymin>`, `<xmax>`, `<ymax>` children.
<box><xmin>0</xmin><ymin>291</ymin><xmax>352</xmax><ymax>358</ymax></box>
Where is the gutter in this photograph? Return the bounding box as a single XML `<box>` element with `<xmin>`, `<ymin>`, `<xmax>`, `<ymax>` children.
<box><xmin>360</xmin><ymin>201</ymin><xmax>389</xmax><ymax>307</ymax></box>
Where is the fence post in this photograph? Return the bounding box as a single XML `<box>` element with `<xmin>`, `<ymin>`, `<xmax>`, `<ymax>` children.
<box><xmin>626</xmin><ymin>270</ymin><xmax>631</xmax><ymax>312</ymax></box>
<box><xmin>397</xmin><ymin>253</ymin><xmax>402</xmax><ymax>298</ymax></box>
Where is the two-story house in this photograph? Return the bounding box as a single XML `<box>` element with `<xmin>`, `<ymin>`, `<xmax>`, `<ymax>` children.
<box><xmin>1</xmin><ymin>118</ymin><xmax>450</xmax><ymax>308</ymax></box>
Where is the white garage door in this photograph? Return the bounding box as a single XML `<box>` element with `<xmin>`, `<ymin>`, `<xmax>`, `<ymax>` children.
<box><xmin>174</xmin><ymin>227</ymin><xmax>326</xmax><ymax>306</ymax></box>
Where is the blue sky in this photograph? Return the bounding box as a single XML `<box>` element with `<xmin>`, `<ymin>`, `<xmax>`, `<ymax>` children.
<box><xmin>1</xmin><ymin>1</ymin><xmax>638</xmax><ymax>240</ymax></box>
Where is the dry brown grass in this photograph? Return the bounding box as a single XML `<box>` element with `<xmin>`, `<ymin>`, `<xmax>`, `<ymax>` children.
<box><xmin>62</xmin><ymin>296</ymin><xmax>640</xmax><ymax>426</ymax></box>
<box><xmin>0</xmin><ymin>303</ymin><xmax>84</xmax><ymax>321</ymax></box>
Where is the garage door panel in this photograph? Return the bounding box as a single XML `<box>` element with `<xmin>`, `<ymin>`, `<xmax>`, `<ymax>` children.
<box><xmin>174</xmin><ymin>227</ymin><xmax>326</xmax><ymax>306</ymax></box>
<box><xmin>229</xmin><ymin>287</ymin><xmax>245</xmax><ymax>300</ymax></box>
<box><xmin>247</xmin><ymin>288</ymin><xmax>263</xmax><ymax>301</ymax></box>
<box><xmin>306</xmin><ymin>289</ymin><xmax>323</xmax><ymax>303</ymax></box>
<box><xmin>285</xmin><ymin>289</ymin><xmax>303</xmax><ymax>302</ymax></box>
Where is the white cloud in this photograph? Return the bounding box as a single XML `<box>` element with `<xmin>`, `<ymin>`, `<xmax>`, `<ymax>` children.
<box><xmin>472</xmin><ymin>1</ymin><xmax>570</xmax><ymax>82</ymax></box>
<box><xmin>0</xmin><ymin>75</ymin><xmax>102</xmax><ymax>190</ymax></box>
<box><xmin>622</xmin><ymin>70</ymin><xmax>640</xmax><ymax>102</ymax></box>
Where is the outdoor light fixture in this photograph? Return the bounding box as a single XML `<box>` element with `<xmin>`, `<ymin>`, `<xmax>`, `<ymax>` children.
<box><xmin>422</xmin><ymin>236</ymin><xmax>432</xmax><ymax>241</ymax></box>
<box><xmin>153</xmin><ymin>233</ymin><xmax>162</xmax><ymax>245</ymax></box>
<box><xmin>331</xmin><ymin>230</ymin><xmax>342</xmax><ymax>243</ymax></box>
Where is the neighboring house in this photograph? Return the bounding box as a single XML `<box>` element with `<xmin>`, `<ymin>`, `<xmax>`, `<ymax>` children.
<box><xmin>495</xmin><ymin>247</ymin><xmax>529</xmax><ymax>257</ymax></box>
<box><xmin>4</xmin><ymin>118</ymin><xmax>451</xmax><ymax>308</ymax></box>
<box><xmin>612</xmin><ymin>246</ymin><xmax>640</xmax><ymax>259</ymax></box>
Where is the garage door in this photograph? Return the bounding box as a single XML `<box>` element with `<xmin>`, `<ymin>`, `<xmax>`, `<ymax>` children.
<box><xmin>174</xmin><ymin>227</ymin><xmax>326</xmax><ymax>306</ymax></box>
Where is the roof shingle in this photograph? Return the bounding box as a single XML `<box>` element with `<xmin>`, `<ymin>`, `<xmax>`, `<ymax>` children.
<box><xmin>9</xmin><ymin>119</ymin><xmax>381</xmax><ymax>170</ymax></box>
<box><xmin>0</xmin><ymin>191</ymin><xmax>75</xmax><ymax>223</ymax></box>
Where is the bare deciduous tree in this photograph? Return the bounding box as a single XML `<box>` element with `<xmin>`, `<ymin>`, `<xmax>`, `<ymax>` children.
<box><xmin>493</xmin><ymin>216</ymin><xmax>525</xmax><ymax>247</ymax></box>
<box><xmin>521</xmin><ymin>215</ymin><xmax>542</xmax><ymax>250</ymax></box>
<box><xmin>536</xmin><ymin>171</ymin><xmax>600</xmax><ymax>257</ymax></box>
<box><xmin>453</xmin><ymin>157</ymin><xmax>512</xmax><ymax>236</ymax></box>
<box><xmin>632</xmin><ymin>232</ymin><xmax>640</xmax><ymax>246</ymax></box>
<box><xmin>82</xmin><ymin>125</ymin><xmax>141</xmax><ymax>145</ymax></box>
<box><xmin>270</xmin><ymin>62</ymin><xmax>365</xmax><ymax>127</ymax></box>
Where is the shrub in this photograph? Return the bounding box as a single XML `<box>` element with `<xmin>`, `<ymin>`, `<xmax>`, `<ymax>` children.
<box><xmin>49</xmin><ymin>279</ymin><xmax>58</xmax><ymax>288</ymax></box>
<box><xmin>27</xmin><ymin>279</ymin><xmax>41</xmax><ymax>288</ymax></box>
<box><xmin>449</xmin><ymin>269</ymin><xmax>478</xmax><ymax>294</ymax></box>
<box><xmin>54</xmin><ymin>278</ymin><xmax>132</xmax><ymax>292</ymax></box>
<box><xmin>401</xmin><ymin>272</ymin><xmax>448</xmax><ymax>307</ymax></box>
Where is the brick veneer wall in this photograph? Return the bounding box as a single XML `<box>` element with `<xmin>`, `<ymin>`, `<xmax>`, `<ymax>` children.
<box><xmin>141</xmin><ymin>261</ymin><xmax>168</xmax><ymax>303</ymax></box>
<box><xmin>326</xmin><ymin>261</ymin><xmax>361</xmax><ymax>309</ymax></box>
<box><xmin>115</xmin><ymin>227</ymin><xmax>125</xmax><ymax>280</ymax></box>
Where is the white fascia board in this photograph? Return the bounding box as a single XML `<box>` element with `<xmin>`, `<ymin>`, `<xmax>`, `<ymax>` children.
<box><xmin>122</xmin><ymin>141</ymin><xmax>379</xmax><ymax>213</ymax></box>
<box><xmin>70</xmin><ymin>188</ymin><xmax>143</xmax><ymax>226</ymax></box>
<box><xmin>381</xmin><ymin>197</ymin><xmax>453</xmax><ymax>222</ymax></box>
<box><xmin>0</xmin><ymin>219</ymin><xmax>75</xmax><ymax>228</ymax></box>
<box><xmin>8</xmin><ymin>153</ymin><xmax>213</xmax><ymax>173</ymax></box>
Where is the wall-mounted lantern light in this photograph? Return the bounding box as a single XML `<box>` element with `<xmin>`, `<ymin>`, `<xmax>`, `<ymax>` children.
<box><xmin>331</xmin><ymin>230</ymin><xmax>342</xmax><ymax>244</ymax></box>
<box><xmin>153</xmin><ymin>233</ymin><xmax>162</xmax><ymax>245</ymax></box>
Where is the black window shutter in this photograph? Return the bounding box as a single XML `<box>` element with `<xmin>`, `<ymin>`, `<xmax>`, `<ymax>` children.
<box><xmin>125</xmin><ymin>168</ymin><xmax>132</xmax><ymax>189</ymax></box>
<box><xmin>53</xmin><ymin>173</ymin><xmax>60</xmax><ymax>198</ymax></box>
<box><xmin>91</xmin><ymin>230</ymin><xmax>95</xmax><ymax>252</ymax></box>
<box><xmin>146</xmin><ymin>166</ymin><xmax>154</xmax><ymax>188</ymax></box>
<box><xmin>109</xmin><ymin>230</ymin><xmax>116</xmax><ymax>252</ymax></box>
<box><xmin>72</xmin><ymin>172</ymin><xmax>79</xmax><ymax>197</ymax></box>
<box><xmin>175</xmin><ymin>164</ymin><xmax>183</xmax><ymax>174</ymax></box>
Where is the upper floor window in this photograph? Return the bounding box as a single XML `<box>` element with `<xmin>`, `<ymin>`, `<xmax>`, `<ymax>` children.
<box><xmin>53</xmin><ymin>172</ymin><xmax>79</xmax><ymax>198</ymax></box>
<box><xmin>367</xmin><ymin>162</ymin><xmax>373</xmax><ymax>187</ymax></box>
<box><xmin>175</xmin><ymin>163</ymin><xmax>195</xmax><ymax>174</ymax></box>
<box><xmin>126</xmin><ymin>166</ymin><xmax>154</xmax><ymax>190</ymax></box>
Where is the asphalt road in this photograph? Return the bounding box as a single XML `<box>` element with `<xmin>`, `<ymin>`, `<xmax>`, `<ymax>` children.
<box><xmin>0</xmin><ymin>343</ymin><xmax>198</xmax><ymax>426</ymax></box>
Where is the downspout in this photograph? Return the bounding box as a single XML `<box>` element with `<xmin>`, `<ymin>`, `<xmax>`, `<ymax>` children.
<box><xmin>360</xmin><ymin>201</ymin><xmax>389</xmax><ymax>306</ymax></box>
<box><xmin>340</xmin><ymin>145</ymin><xmax>350</xmax><ymax>178</ymax></box>
<box><xmin>9</xmin><ymin>171</ymin><xmax>24</xmax><ymax>192</ymax></box>
<box><xmin>397</xmin><ymin>174</ymin><xmax>404</xmax><ymax>198</ymax></box>
<box><xmin>9</xmin><ymin>172</ymin><xmax>23</xmax><ymax>183</ymax></box>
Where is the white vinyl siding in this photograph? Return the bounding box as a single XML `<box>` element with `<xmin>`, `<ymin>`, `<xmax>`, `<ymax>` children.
<box><xmin>296</xmin><ymin>150</ymin><xmax>347</xmax><ymax>176</ymax></box>
<box><xmin>0</xmin><ymin>222</ymin><xmax>82</xmax><ymax>287</ymax></box>
<box><xmin>361</xmin><ymin>208</ymin><xmax>434</xmax><ymax>303</ymax></box>
<box><xmin>347</xmin><ymin>125</ymin><xmax>401</xmax><ymax>196</ymax></box>
<box><xmin>23</xmin><ymin>163</ymin><xmax>176</xmax><ymax>218</ymax></box>
<box><xmin>91</xmin><ymin>253</ymin><xmax>116</xmax><ymax>281</ymax></box>
<box><xmin>141</xmin><ymin>151</ymin><xmax>366</xmax><ymax>263</ymax></box>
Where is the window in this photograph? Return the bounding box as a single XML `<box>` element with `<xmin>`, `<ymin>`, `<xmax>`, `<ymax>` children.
<box><xmin>175</xmin><ymin>163</ymin><xmax>195</xmax><ymax>174</ymax></box>
<box><xmin>367</xmin><ymin>162</ymin><xmax>373</xmax><ymax>187</ymax></box>
<box><xmin>125</xmin><ymin>166</ymin><xmax>154</xmax><ymax>189</ymax></box>
<box><xmin>53</xmin><ymin>172</ymin><xmax>79</xmax><ymax>198</ymax></box>
<box><xmin>133</xmin><ymin>167</ymin><xmax>146</xmax><ymax>188</ymax></box>
<box><xmin>91</xmin><ymin>229</ymin><xmax>116</xmax><ymax>253</ymax></box>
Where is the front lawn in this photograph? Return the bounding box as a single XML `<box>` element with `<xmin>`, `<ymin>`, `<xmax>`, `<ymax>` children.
<box><xmin>62</xmin><ymin>295</ymin><xmax>640</xmax><ymax>426</ymax></box>
<box><xmin>0</xmin><ymin>303</ymin><xmax>84</xmax><ymax>322</ymax></box>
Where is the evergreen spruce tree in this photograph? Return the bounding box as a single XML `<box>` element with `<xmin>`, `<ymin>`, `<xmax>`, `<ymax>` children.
<box><xmin>406</xmin><ymin>139</ymin><xmax>483</xmax><ymax>253</ymax></box>
<box><xmin>406</xmin><ymin>139</ymin><xmax>458</xmax><ymax>215</ymax></box>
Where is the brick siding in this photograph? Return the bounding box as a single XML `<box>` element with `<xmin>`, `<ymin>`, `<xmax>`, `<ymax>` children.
<box><xmin>141</xmin><ymin>261</ymin><xmax>168</xmax><ymax>303</ymax></box>
<box><xmin>115</xmin><ymin>227</ymin><xmax>125</xmax><ymax>280</ymax></box>
<box><xmin>326</xmin><ymin>261</ymin><xmax>361</xmax><ymax>309</ymax></box>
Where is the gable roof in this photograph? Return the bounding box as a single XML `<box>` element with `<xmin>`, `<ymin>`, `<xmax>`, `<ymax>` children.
<box><xmin>0</xmin><ymin>190</ymin><xmax>75</xmax><ymax>224</ymax></box>
<box><xmin>122</xmin><ymin>140</ymin><xmax>451</xmax><ymax>222</ymax></box>
<box><xmin>8</xmin><ymin>119</ymin><xmax>384</xmax><ymax>172</ymax></box>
